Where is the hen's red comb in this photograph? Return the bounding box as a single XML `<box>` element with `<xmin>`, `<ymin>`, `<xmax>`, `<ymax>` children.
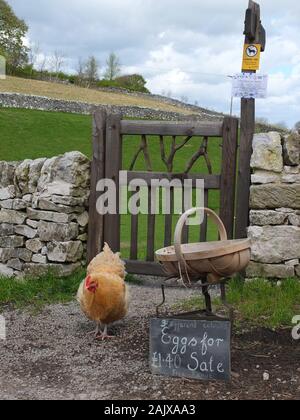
<box><xmin>85</xmin><ymin>275</ymin><xmax>92</xmax><ymax>289</ymax></box>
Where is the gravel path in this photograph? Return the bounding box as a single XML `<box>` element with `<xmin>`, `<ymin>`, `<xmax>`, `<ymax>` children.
<box><xmin>0</xmin><ymin>285</ymin><xmax>196</xmax><ymax>400</ymax></box>
<box><xmin>0</xmin><ymin>284</ymin><xmax>299</xmax><ymax>400</ymax></box>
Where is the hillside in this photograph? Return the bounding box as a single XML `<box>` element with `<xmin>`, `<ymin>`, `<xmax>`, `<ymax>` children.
<box><xmin>0</xmin><ymin>76</ymin><xmax>196</xmax><ymax>115</ymax></box>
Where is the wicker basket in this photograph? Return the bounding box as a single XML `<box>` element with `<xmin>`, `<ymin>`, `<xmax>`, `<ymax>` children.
<box><xmin>156</xmin><ymin>208</ymin><xmax>251</xmax><ymax>286</ymax></box>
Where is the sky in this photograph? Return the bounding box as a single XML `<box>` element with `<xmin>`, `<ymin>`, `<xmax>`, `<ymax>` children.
<box><xmin>7</xmin><ymin>0</ymin><xmax>300</xmax><ymax>128</ymax></box>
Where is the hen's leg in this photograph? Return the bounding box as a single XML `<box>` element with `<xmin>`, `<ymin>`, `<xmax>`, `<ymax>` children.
<box><xmin>88</xmin><ymin>322</ymin><xmax>103</xmax><ymax>338</ymax></box>
<box><xmin>97</xmin><ymin>324</ymin><xmax>115</xmax><ymax>341</ymax></box>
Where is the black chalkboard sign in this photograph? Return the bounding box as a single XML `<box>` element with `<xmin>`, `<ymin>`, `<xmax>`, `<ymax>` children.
<box><xmin>150</xmin><ymin>317</ymin><xmax>231</xmax><ymax>382</ymax></box>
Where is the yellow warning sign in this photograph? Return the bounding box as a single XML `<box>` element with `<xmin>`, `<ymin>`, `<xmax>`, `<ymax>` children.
<box><xmin>242</xmin><ymin>44</ymin><xmax>261</xmax><ymax>71</ymax></box>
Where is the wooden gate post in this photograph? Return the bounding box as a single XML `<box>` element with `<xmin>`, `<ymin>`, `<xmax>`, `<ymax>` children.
<box><xmin>220</xmin><ymin>117</ymin><xmax>239</xmax><ymax>239</ymax></box>
<box><xmin>104</xmin><ymin>113</ymin><xmax>122</xmax><ymax>253</ymax></box>
<box><xmin>236</xmin><ymin>0</ymin><xmax>265</xmax><ymax>239</ymax></box>
<box><xmin>87</xmin><ymin>110</ymin><xmax>107</xmax><ymax>263</ymax></box>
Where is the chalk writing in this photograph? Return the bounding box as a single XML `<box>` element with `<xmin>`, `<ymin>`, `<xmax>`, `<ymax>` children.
<box><xmin>150</xmin><ymin>318</ymin><xmax>231</xmax><ymax>382</ymax></box>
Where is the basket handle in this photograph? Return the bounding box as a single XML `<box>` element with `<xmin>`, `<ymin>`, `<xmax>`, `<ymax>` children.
<box><xmin>174</xmin><ymin>208</ymin><xmax>228</xmax><ymax>283</ymax></box>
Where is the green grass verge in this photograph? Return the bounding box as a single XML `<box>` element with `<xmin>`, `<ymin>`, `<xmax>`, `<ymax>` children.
<box><xmin>176</xmin><ymin>278</ymin><xmax>300</xmax><ymax>329</ymax></box>
<box><xmin>0</xmin><ymin>270</ymin><xmax>142</xmax><ymax>311</ymax></box>
<box><xmin>0</xmin><ymin>270</ymin><xmax>85</xmax><ymax>311</ymax></box>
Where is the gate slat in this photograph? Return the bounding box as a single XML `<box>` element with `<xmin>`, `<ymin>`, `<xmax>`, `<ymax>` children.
<box><xmin>104</xmin><ymin>114</ymin><xmax>122</xmax><ymax>253</ymax></box>
<box><xmin>125</xmin><ymin>172</ymin><xmax>220</xmax><ymax>189</ymax></box>
<box><xmin>125</xmin><ymin>260</ymin><xmax>165</xmax><ymax>276</ymax></box>
<box><xmin>147</xmin><ymin>187</ymin><xmax>156</xmax><ymax>261</ymax></box>
<box><xmin>130</xmin><ymin>190</ymin><xmax>139</xmax><ymax>260</ymax></box>
<box><xmin>164</xmin><ymin>188</ymin><xmax>174</xmax><ymax>247</ymax></box>
<box><xmin>220</xmin><ymin>117</ymin><xmax>239</xmax><ymax>239</ymax></box>
<box><xmin>121</xmin><ymin>120</ymin><xmax>223</xmax><ymax>137</ymax></box>
<box><xmin>182</xmin><ymin>197</ymin><xmax>189</xmax><ymax>244</ymax></box>
<box><xmin>200</xmin><ymin>189</ymin><xmax>209</xmax><ymax>242</ymax></box>
<box><xmin>87</xmin><ymin>110</ymin><xmax>107</xmax><ymax>263</ymax></box>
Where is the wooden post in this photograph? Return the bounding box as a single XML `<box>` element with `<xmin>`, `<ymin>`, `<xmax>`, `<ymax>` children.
<box><xmin>87</xmin><ymin>110</ymin><xmax>107</xmax><ymax>263</ymax></box>
<box><xmin>104</xmin><ymin>113</ymin><xmax>122</xmax><ymax>253</ymax></box>
<box><xmin>236</xmin><ymin>0</ymin><xmax>264</xmax><ymax>239</ymax></box>
<box><xmin>220</xmin><ymin>117</ymin><xmax>239</xmax><ymax>239</ymax></box>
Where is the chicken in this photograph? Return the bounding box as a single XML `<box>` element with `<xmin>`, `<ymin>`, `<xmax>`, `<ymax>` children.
<box><xmin>77</xmin><ymin>243</ymin><xmax>129</xmax><ymax>340</ymax></box>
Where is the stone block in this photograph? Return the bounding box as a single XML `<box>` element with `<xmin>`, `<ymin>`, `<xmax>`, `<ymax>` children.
<box><xmin>14</xmin><ymin>225</ymin><xmax>37</xmax><ymax>239</ymax></box>
<box><xmin>23</xmin><ymin>262</ymin><xmax>81</xmax><ymax>278</ymax></box>
<box><xmin>0</xmin><ymin>264</ymin><xmax>14</xmax><ymax>278</ymax></box>
<box><xmin>0</xmin><ymin>209</ymin><xmax>27</xmax><ymax>225</ymax></box>
<box><xmin>0</xmin><ymin>224</ymin><xmax>14</xmax><ymax>236</ymax></box>
<box><xmin>246</xmin><ymin>262</ymin><xmax>295</xmax><ymax>278</ymax></box>
<box><xmin>7</xmin><ymin>258</ymin><xmax>23</xmax><ymax>271</ymax></box>
<box><xmin>249</xmin><ymin>210</ymin><xmax>288</xmax><ymax>226</ymax></box>
<box><xmin>25</xmin><ymin>239</ymin><xmax>43</xmax><ymax>253</ymax></box>
<box><xmin>250</xmin><ymin>185</ymin><xmax>300</xmax><ymax>209</ymax></box>
<box><xmin>282</xmin><ymin>132</ymin><xmax>300</xmax><ymax>166</ymax></box>
<box><xmin>251</xmin><ymin>132</ymin><xmax>283</xmax><ymax>173</ymax></box>
<box><xmin>32</xmin><ymin>254</ymin><xmax>47</xmax><ymax>264</ymax></box>
<box><xmin>0</xmin><ymin>236</ymin><xmax>24</xmax><ymax>248</ymax></box>
<box><xmin>289</xmin><ymin>214</ymin><xmax>300</xmax><ymax>226</ymax></box>
<box><xmin>0</xmin><ymin>186</ymin><xmax>16</xmax><ymax>200</ymax></box>
<box><xmin>47</xmin><ymin>241</ymin><xmax>83</xmax><ymax>263</ymax></box>
<box><xmin>38</xmin><ymin>221</ymin><xmax>78</xmax><ymax>242</ymax></box>
<box><xmin>27</xmin><ymin>208</ymin><xmax>71</xmax><ymax>223</ymax></box>
<box><xmin>248</xmin><ymin>226</ymin><xmax>300</xmax><ymax>263</ymax></box>
<box><xmin>251</xmin><ymin>171</ymin><xmax>281</xmax><ymax>185</ymax></box>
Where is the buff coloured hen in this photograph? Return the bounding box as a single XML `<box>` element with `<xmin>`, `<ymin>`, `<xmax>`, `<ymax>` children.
<box><xmin>77</xmin><ymin>243</ymin><xmax>129</xmax><ymax>340</ymax></box>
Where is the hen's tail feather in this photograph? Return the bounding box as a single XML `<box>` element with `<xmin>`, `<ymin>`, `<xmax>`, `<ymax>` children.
<box><xmin>87</xmin><ymin>243</ymin><xmax>126</xmax><ymax>278</ymax></box>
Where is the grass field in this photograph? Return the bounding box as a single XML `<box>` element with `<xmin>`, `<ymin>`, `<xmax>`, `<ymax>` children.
<box><xmin>0</xmin><ymin>76</ymin><xmax>192</xmax><ymax>115</ymax></box>
<box><xmin>0</xmin><ymin>107</ymin><xmax>222</xmax><ymax>258</ymax></box>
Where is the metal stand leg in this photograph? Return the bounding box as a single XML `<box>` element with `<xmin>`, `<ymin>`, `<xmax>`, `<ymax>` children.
<box><xmin>220</xmin><ymin>281</ymin><xmax>234</xmax><ymax>321</ymax></box>
<box><xmin>202</xmin><ymin>279</ymin><xmax>212</xmax><ymax>314</ymax></box>
<box><xmin>155</xmin><ymin>278</ymin><xmax>233</xmax><ymax>321</ymax></box>
<box><xmin>156</xmin><ymin>285</ymin><xmax>166</xmax><ymax>317</ymax></box>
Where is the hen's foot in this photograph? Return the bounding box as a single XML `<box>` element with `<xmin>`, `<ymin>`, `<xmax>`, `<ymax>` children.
<box><xmin>96</xmin><ymin>325</ymin><xmax>114</xmax><ymax>341</ymax></box>
<box><xmin>96</xmin><ymin>333</ymin><xmax>115</xmax><ymax>341</ymax></box>
<box><xmin>88</xmin><ymin>323</ymin><xmax>102</xmax><ymax>338</ymax></box>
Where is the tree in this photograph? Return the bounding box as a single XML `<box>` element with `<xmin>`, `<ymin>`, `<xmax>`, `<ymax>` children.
<box><xmin>294</xmin><ymin>121</ymin><xmax>300</xmax><ymax>132</ymax></box>
<box><xmin>49</xmin><ymin>50</ymin><xmax>66</xmax><ymax>79</ymax></box>
<box><xmin>38</xmin><ymin>55</ymin><xmax>48</xmax><ymax>74</ymax></box>
<box><xmin>76</xmin><ymin>57</ymin><xmax>86</xmax><ymax>86</ymax></box>
<box><xmin>28</xmin><ymin>42</ymin><xmax>40</xmax><ymax>68</ymax></box>
<box><xmin>275</xmin><ymin>121</ymin><xmax>288</xmax><ymax>131</ymax></box>
<box><xmin>84</xmin><ymin>56</ymin><xmax>99</xmax><ymax>87</ymax></box>
<box><xmin>104</xmin><ymin>52</ymin><xmax>121</xmax><ymax>81</ymax></box>
<box><xmin>115</xmin><ymin>74</ymin><xmax>149</xmax><ymax>93</ymax></box>
<box><xmin>0</xmin><ymin>0</ymin><xmax>29</xmax><ymax>73</ymax></box>
<box><xmin>256</xmin><ymin>117</ymin><xmax>269</xmax><ymax>126</ymax></box>
<box><xmin>28</xmin><ymin>42</ymin><xmax>40</xmax><ymax>77</ymax></box>
<box><xmin>180</xmin><ymin>95</ymin><xmax>189</xmax><ymax>104</ymax></box>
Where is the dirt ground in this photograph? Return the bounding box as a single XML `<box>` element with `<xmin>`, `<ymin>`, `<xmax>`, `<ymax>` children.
<box><xmin>0</xmin><ymin>284</ymin><xmax>299</xmax><ymax>401</ymax></box>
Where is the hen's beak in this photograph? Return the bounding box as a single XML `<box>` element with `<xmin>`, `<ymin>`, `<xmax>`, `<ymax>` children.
<box><xmin>85</xmin><ymin>276</ymin><xmax>98</xmax><ymax>293</ymax></box>
<box><xmin>87</xmin><ymin>282</ymin><xmax>98</xmax><ymax>293</ymax></box>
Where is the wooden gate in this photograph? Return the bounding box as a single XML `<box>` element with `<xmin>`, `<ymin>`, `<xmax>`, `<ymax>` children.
<box><xmin>87</xmin><ymin>111</ymin><xmax>239</xmax><ymax>276</ymax></box>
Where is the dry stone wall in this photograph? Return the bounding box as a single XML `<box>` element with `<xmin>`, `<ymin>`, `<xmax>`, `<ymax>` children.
<box><xmin>0</xmin><ymin>92</ymin><xmax>217</xmax><ymax>121</ymax></box>
<box><xmin>247</xmin><ymin>131</ymin><xmax>300</xmax><ymax>279</ymax></box>
<box><xmin>0</xmin><ymin>152</ymin><xmax>90</xmax><ymax>278</ymax></box>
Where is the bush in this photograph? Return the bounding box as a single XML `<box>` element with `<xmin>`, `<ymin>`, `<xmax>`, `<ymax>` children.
<box><xmin>97</xmin><ymin>74</ymin><xmax>150</xmax><ymax>94</ymax></box>
<box><xmin>115</xmin><ymin>74</ymin><xmax>150</xmax><ymax>93</ymax></box>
